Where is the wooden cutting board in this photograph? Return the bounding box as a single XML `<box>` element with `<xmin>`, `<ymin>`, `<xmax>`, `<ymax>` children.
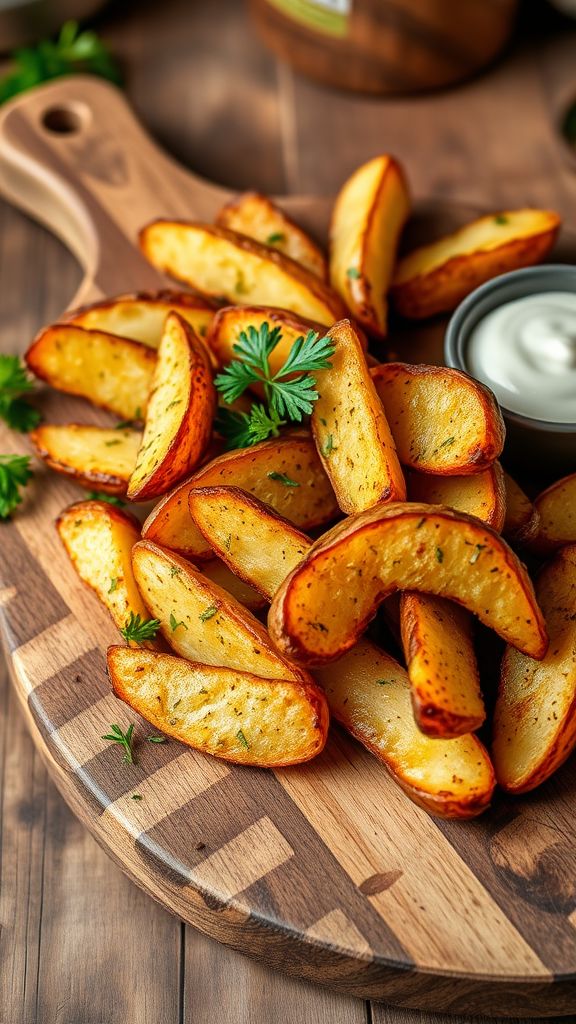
<box><xmin>1</xmin><ymin>76</ymin><xmax>576</xmax><ymax>1018</ymax></box>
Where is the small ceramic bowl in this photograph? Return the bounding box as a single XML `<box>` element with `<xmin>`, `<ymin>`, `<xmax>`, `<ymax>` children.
<box><xmin>444</xmin><ymin>265</ymin><xmax>576</xmax><ymax>474</ymax></box>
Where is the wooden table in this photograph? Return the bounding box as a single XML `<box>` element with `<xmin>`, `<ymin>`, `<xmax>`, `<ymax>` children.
<box><xmin>2</xmin><ymin>2</ymin><xmax>576</xmax><ymax>1020</ymax></box>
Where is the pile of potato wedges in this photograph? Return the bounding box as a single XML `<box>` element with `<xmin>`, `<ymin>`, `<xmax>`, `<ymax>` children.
<box><xmin>23</xmin><ymin>153</ymin><xmax>576</xmax><ymax>820</ymax></box>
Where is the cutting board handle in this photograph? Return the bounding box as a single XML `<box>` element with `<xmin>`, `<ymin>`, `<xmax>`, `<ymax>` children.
<box><xmin>0</xmin><ymin>76</ymin><xmax>229</xmax><ymax>304</ymax></box>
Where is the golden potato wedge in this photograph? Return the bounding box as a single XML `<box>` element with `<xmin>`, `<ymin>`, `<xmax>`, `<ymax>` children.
<box><xmin>215</xmin><ymin>193</ymin><xmax>327</xmax><ymax>280</ymax></box>
<box><xmin>371</xmin><ymin>363</ymin><xmax>505</xmax><ymax>474</ymax></box>
<box><xmin>64</xmin><ymin>290</ymin><xmax>216</xmax><ymax>354</ymax></box>
<box><xmin>493</xmin><ymin>544</ymin><xmax>576</xmax><ymax>793</ymax></box>
<box><xmin>311</xmin><ymin>319</ymin><xmax>406</xmax><ymax>513</ymax></box>
<box><xmin>200</xmin><ymin>558</ymin><xmax>266</xmax><ymax>611</ymax></box>
<box><xmin>316</xmin><ymin>640</ymin><xmax>494</xmax><ymax>818</ymax></box>
<box><xmin>400</xmin><ymin>594</ymin><xmax>485</xmax><ymax>738</ymax></box>
<box><xmin>25</xmin><ymin>325</ymin><xmax>155</xmax><ymax>421</ymax></box>
<box><xmin>127</xmin><ymin>313</ymin><xmax>216</xmax><ymax>501</ymax></box>
<box><xmin>139</xmin><ymin>221</ymin><xmax>346</xmax><ymax>326</ymax></box>
<box><xmin>56</xmin><ymin>501</ymin><xmax>156</xmax><ymax>647</ymax></box>
<box><xmin>141</xmin><ymin>434</ymin><xmax>339</xmax><ymax>560</ymax></box>
<box><xmin>188</xmin><ymin>486</ymin><xmax>310</xmax><ymax>599</ymax></box>
<box><xmin>391</xmin><ymin>209</ymin><xmax>560</xmax><ymax>320</ymax></box>
<box><xmin>108</xmin><ymin>646</ymin><xmax>328</xmax><ymax>767</ymax></box>
<box><xmin>503</xmin><ymin>472</ymin><xmax>540</xmax><ymax>547</ymax></box>
<box><xmin>408</xmin><ymin>463</ymin><xmax>506</xmax><ymax>532</ymax></box>
<box><xmin>132</xmin><ymin>539</ymin><xmax>306</xmax><ymax>682</ymax></box>
<box><xmin>530</xmin><ymin>473</ymin><xmax>576</xmax><ymax>555</ymax></box>
<box><xmin>330</xmin><ymin>155</ymin><xmax>410</xmax><ymax>338</ymax></box>
<box><xmin>31</xmin><ymin>424</ymin><xmax>141</xmax><ymax>496</ymax></box>
<box><xmin>268</xmin><ymin>502</ymin><xmax>548</xmax><ymax>665</ymax></box>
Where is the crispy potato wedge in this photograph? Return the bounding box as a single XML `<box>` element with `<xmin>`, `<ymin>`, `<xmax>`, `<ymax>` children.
<box><xmin>530</xmin><ymin>473</ymin><xmax>576</xmax><ymax>555</ymax></box>
<box><xmin>139</xmin><ymin>221</ymin><xmax>346</xmax><ymax>326</ymax></box>
<box><xmin>503</xmin><ymin>472</ymin><xmax>540</xmax><ymax>546</ymax></box>
<box><xmin>200</xmin><ymin>558</ymin><xmax>266</xmax><ymax>611</ymax></box>
<box><xmin>215</xmin><ymin>193</ymin><xmax>327</xmax><ymax>280</ymax></box>
<box><xmin>188</xmin><ymin>486</ymin><xmax>310</xmax><ymax>599</ymax></box>
<box><xmin>132</xmin><ymin>539</ymin><xmax>307</xmax><ymax>682</ymax></box>
<box><xmin>31</xmin><ymin>424</ymin><xmax>141</xmax><ymax>495</ymax></box>
<box><xmin>391</xmin><ymin>209</ymin><xmax>560</xmax><ymax>320</ymax></box>
<box><xmin>142</xmin><ymin>435</ymin><xmax>339</xmax><ymax>560</ymax></box>
<box><xmin>26</xmin><ymin>325</ymin><xmax>155</xmax><ymax>421</ymax></box>
<box><xmin>311</xmin><ymin>319</ymin><xmax>406</xmax><ymax>513</ymax></box>
<box><xmin>408</xmin><ymin>463</ymin><xmax>506</xmax><ymax>532</ymax></box>
<box><xmin>493</xmin><ymin>545</ymin><xmax>576</xmax><ymax>793</ymax></box>
<box><xmin>108</xmin><ymin>646</ymin><xmax>328</xmax><ymax>766</ymax></box>
<box><xmin>400</xmin><ymin>594</ymin><xmax>485</xmax><ymax>738</ymax></box>
<box><xmin>127</xmin><ymin>313</ymin><xmax>215</xmax><ymax>501</ymax></box>
<box><xmin>330</xmin><ymin>155</ymin><xmax>410</xmax><ymax>338</ymax></box>
<box><xmin>316</xmin><ymin>640</ymin><xmax>494</xmax><ymax>818</ymax></box>
<box><xmin>371</xmin><ymin>363</ymin><xmax>505</xmax><ymax>474</ymax></box>
<box><xmin>57</xmin><ymin>501</ymin><xmax>156</xmax><ymax>647</ymax></box>
<box><xmin>64</xmin><ymin>290</ymin><xmax>216</xmax><ymax>355</ymax></box>
<box><xmin>268</xmin><ymin>502</ymin><xmax>548</xmax><ymax>665</ymax></box>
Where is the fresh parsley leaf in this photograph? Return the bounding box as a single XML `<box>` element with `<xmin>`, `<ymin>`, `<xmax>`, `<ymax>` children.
<box><xmin>102</xmin><ymin>723</ymin><xmax>135</xmax><ymax>764</ymax></box>
<box><xmin>0</xmin><ymin>356</ymin><xmax>40</xmax><ymax>432</ymax></box>
<box><xmin>85</xmin><ymin>490</ymin><xmax>125</xmax><ymax>507</ymax></box>
<box><xmin>0</xmin><ymin>454</ymin><xmax>32</xmax><ymax>519</ymax></box>
<box><xmin>120</xmin><ymin>612</ymin><xmax>161</xmax><ymax>644</ymax></box>
<box><xmin>215</xmin><ymin>405</ymin><xmax>285</xmax><ymax>451</ymax></box>
<box><xmin>199</xmin><ymin>605</ymin><xmax>218</xmax><ymax>622</ymax></box>
<box><xmin>267</xmin><ymin>471</ymin><xmax>300</xmax><ymax>487</ymax></box>
<box><xmin>169</xmin><ymin>612</ymin><xmax>187</xmax><ymax>632</ymax></box>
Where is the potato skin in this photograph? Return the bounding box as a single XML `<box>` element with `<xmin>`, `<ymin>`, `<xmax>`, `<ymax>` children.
<box><xmin>502</xmin><ymin>472</ymin><xmax>540</xmax><ymax>547</ymax></box>
<box><xmin>529</xmin><ymin>472</ymin><xmax>576</xmax><ymax>556</ymax></box>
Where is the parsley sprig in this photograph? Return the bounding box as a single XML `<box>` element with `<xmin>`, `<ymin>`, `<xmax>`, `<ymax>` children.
<box><xmin>214</xmin><ymin>323</ymin><xmax>333</xmax><ymax>450</ymax></box>
<box><xmin>0</xmin><ymin>356</ymin><xmax>40</xmax><ymax>432</ymax></box>
<box><xmin>101</xmin><ymin>723</ymin><xmax>135</xmax><ymax>764</ymax></box>
<box><xmin>0</xmin><ymin>455</ymin><xmax>32</xmax><ymax>519</ymax></box>
<box><xmin>120</xmin><ymin>612</ymin><xmax>161</xmax><ymax>644</ymax></box>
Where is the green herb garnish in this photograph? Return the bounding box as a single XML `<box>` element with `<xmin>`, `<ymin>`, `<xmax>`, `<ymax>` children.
<box><xmin>376</xmin><ymin>679</ymin><xmax>393</xmax><ymax>686</ymax></box>
<box><xmin>215</xmin><ymin>404</ymin><xmax>285</xmax><ymax>451</ymax></box>
<box><xmin>169</xmin><ymin>613</ymin><xmax>187</xmax><ymax>632</ymax></box>
<box><xmin>85</xmin><ymin>490</ymin><xmax>125</xmax><ymax>507</ymax></box>
<box><xmin>236</xmin><ymin>729</ymin><xmax>250</xmax><ymax>749</ymax></box>
<box><xmin>199</xmin><ymin>605</ymin><xmax>218</xmax><ymax>622</ymax></box>
<box><xmin>108</xmin><ymin>577</ymin><xmax>119</xmax><ymax>594</ymax></box>
<box><xmin>0</xmin><ymin>454</ymin><xmax>32</xmax><ymax>519</ymax></box>
<box><xmin>131</xmin><ymin>793</ymin><xmax>142</xmax><ymax>800</ymax></box>
<box><xmin>494</xmin><ymin>214</ymin><xmax>509</xmax><ymax>225</ymax></box>
<box><xmin>267</xmin><ymin>471</ymin><xmax>300</xmax><ymax>487</ymax></box>
<box><xmin>120</xmin><ymin>612</ymin><xmax>161</xmax><ymax>644</ymax></box>
<box><xmin>147</xmin><ymin>735</ymin><xmax>166</xmax><ymax>743</ymax></box>
<box><xmin>102</xmin><ymin>723</ymin><xmax>136</xmax><ymax>764</ymax></box>
<box><xmin>0</xmin><ymin>355</ymin><xmax>40</xmax><ymax>432</ymax></box>
<box><xmin>469</xmin><ymin>544</ymin><xmax>486</xmax><ymax>565</ymax></box>
<box><xmin>266</xmin><ymin>231</ymin><xmax>286</xmax><ymax>245</ymax></box>
<box><xmin>322</xmin><ymin>434</ymin><xmax>336</xmax><ymax>457</ymax></box>
<box><xmin>435</xmin><ymin>547</ymin><xmax>444</xmax><ymax>563</ymax></box>
<box><xmin>170</xmin><ymin>566</ymin><xmax>182</xmax><ymax>578</ymax></box>
<box><xmin>104</xmin><ymin>439</ymin><xmax>122</xmax><ymax>447</ymax></box>
<box><xmin>346</xmin><ymin>267</ymin><xmax>361</xmax><ymax>279</ymax></box>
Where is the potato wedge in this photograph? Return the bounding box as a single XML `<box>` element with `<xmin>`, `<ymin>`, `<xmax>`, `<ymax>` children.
<box><xmin>493</xmin><ymin>545</ymin><xmax>576</xmax><ymax>793</ymax></box>
<box><xmin>200</xmin><ymin>558</ymin><xmax>266</xmax><ymax>611</ymax></box>
<box><xmin>64</xmin><ymin>290</ymin><xmax>216</xmax><ymax>354</ymax></box>
<box><xmin>127</xmin><ymin>313</ymin><xmax>215</xmax><ymax>501</ymax></box>
<box><xmin>530</xmin><ymin>473</ymin><xmax>576</xmax><ymax>555</ymax></box>
<box><xmin>371</xmin><ymin>363</ymin><xmax>505</xmax><ymax>474</ymax></box>
<box><xmin>391</xmin><ymin>209</ymin><xmax>560</xmax><ymax>320</ymax></box>
<box><xmin>408</xmin><ymin>463</ymin><xmax>506</xmax><ymax>532</ymax></box>
<box><xmin>141</xmin><ymin>435</ymin><xmax>339</xmax><ymax>560</ymax></box>
<box><xmin>25</xmin><ymin>325</ymin><xmax>155</xmax><ymax>421</ymax></box>
<box><xmin>31</xmin><ymin>424</ymin><xmax>141</xmax><ymax>495</ymax></box>
<box><xmin>139</xmin><ymin>221</ymin><xmax>346</xmax><ymax>326</ymax></box>
<box><xmin>215</xmin><ymin>193</ymin><xmax>327</xmax><ymax>280</ymax></box>
<box><xmin>316</xmin><ymin>640</ymin><xmax>494</xmax><ymax>818</ymax></box>
<box><xmin>188</xmin><ymin>486</ymin><xmax>310</xmax><ymax>598</ymax></box>
<box><xmin>57</xmin><ymin>501</ymin><xmax>156</xmax><ymax>647</ymax></box>
<box><xmin>311</xmin><ymin>319</ymin><xmax>406</xmax><ymax>513</ymax></box>
<box><xmin>132</xmin><ymin>539</ymin><xmax>307</xmax><ymax>682</ymax></box>
<box><xmin>503</xmin><ymin>472</ymin><xmax>540</xmax><ymax>546</ymax></box>
<box><xmin>108</xmin><ymin>646</ymin><xmax>328</xmax><ymax>767</ymax></box>
<box><xmin>330</xmin><ymin>155</ymin><xmax>410</xmax><ymax>338</ymax></box>
<box><xmin>400</xmin><ymin>594</ymin><xmax>484</xmax><ymax>738</ymax></box>
<box><xmin>268</xmin><ymin>502</ymin><xmax>547</xmax><ymax>665</ymax></box>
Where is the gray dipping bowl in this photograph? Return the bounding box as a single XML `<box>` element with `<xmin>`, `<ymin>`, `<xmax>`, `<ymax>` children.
<box><xmin>445</xmin><ymin>265</ymin><xmax>576</xmax><ymax>474</ymax></box>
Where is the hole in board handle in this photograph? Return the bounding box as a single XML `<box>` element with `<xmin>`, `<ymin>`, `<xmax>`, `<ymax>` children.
<box><xmin>42</xmin><ymin>104</ymin><xmax>86</xmax><ymax>135</ymax></box>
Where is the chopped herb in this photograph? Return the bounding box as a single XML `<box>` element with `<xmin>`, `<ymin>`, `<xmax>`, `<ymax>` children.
<box><xmin>236</xmin><ymin>729</ymin><xmax>250</xmax><ymax>749</ymax></box>
<box><xmin>166</xmin><ymin>399</ymin><xmax>182</xmax><ymax>411</ymax></box>
<box><xmin>199</xmin><ymin>605</ymin><xmax>218</xmax><ymax>622</ymax></box>
<box><xmin>376</xmin><ymin>679</ymin><xmax>393</xmax><ymax>686</ymax></box>
<box><xmin>115</xmin><ymin>418</ymin><xmax>138</xmax><ymax>429</ymax></box>
<box><xmin>469</xmin><ymin>544</ymin><xmax>486</xmax><ymax>565</ymax></box>
<box><xmin>120</xmin><ymin>612</ymin><xmax>161</xmax><ymax>644</ymax></box>
<box><xmin>234</xmin><ymin>270</ymin><xmax>248</xmax><ymax>295</ymax></box>
<box><xmin>104</xmin><ymin>439</ymin><xmax>122</xmax><ymax>447</ymax></box>
<box><xmin>438</xmin><ymin>436</ymin><xmax>455</xmax><ymax>449</ymax></box>
<box><xmin>322</xmin><ymin>434</ymin><xmax>336</xmax><ymax>457</ymax></box>
<box><xmin>319</xmin><ymin>417</ymin><xmax>327</xmax><ymax>426</ymax></box>
<box><xmin>169</xmin><ymin>566</ymin><xmax>182</xmax><ymax>578</ymax></box>
<box><xmin>173</xmin><ymin>699</ymin><xmax>182</xmax><ymax>709</ymax></box>
<box><xmin>147</xmin><ymin>735</ymin><xmax>166</xmax><ymax>743</ymax></box>
<box><xmin>131</xmin><ymin>793</ymin><xmax>143</xmax><ymax>800</ymax></box>
<box><xmin>169</xmin><ymin>612</ymin><xmax>187</xmax><ymax>632</ymax></box>
<box><xmin>134</xmin><ymin>406</ymin><xmax>142</xmax><ymax>420</ymax></box>
<box><xmin>85</xmin><ymin>490</ymin><xmax>125</xmax><ymax>507</ymax></box>
<box><xmin>0</xmin><ymin>454</ymin><xmax>32</xmax><ymax>519</ymax></box>
<box><xmin>101</xmin><ymin>723</ymin><xmax>135</xmax><ymax>764</ymax></box>
<box><xmin>494</xmin><ymin>214</ymin><xmax>509</xmax><ymax>225</ymax></box>
<box><xmin>0</xmin><ymin>355</ymin><xmax>40</xmax><ymax>432</ymax></box>
<box><xmin>215</xmin><ymin>404</ymin><xmax>285</xmax><ymax>451</ymax></box>
<box><xmin>224</xmin><ymin>533</ymin><xmax>232</xmax><ymax>551</ymax></box>
<box><xmin>267</xmin><ymin>471</ymin><xmax>300</xmax><ymax>487</ymax></box>
<box><xmin>346</xmin><ymin>267</ymin><xmax>361</xmax><ymax>279</ymax></box>
<box><xmin>435</xmin><ymin>547</ymin><xmax>444</xmax><ymax>563</ymax></box>
<box><xmin>416</xmin><ymin>517</ymin><xmax>426</xmax><ymax>529</ymax></box>
<box><xmin>108</xmin><ymin>577</ymin><xmax>119</xmax><ymax>594</ymax></box>
<box><xmin>266</xmin><ymin>231</ymin><xmax>285</xmax><ymax>245</ymax></box>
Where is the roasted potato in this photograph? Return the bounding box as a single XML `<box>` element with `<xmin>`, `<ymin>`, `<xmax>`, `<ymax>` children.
<box><xmin>391</xmin><ymin>209</ymin><xmax>560</xmax><ymax>320</ymax></box>
<box><xmin>371</xmin><ymin>363</ymin><xmax>505</xmax><ymax>474</ymax></box>
<box><xmin>132</xmin><ymin>539</ymin><xmax>307</xmax><ymax>682</ymax></box>
<box><xmin>311</xmin><ymin>319</ymin><xmax>406</xmax><ymax>513</ymax></box>
<box><xmin>330</xmin><ymin>155</ymin><xmax>410</xmax><ymax>338</ymax></box>
<box><xmin>31</xmin><ymin>424</ymin><xmax>141</xmax><ymax>496</ymax></box>
<box><xmin>141</xmin><ymin>434</ymin><xmax>339</xmax><ymax>560</ymax></box>
<box><xmin>268</xmin><ymin>502</ymin><xmax>548</xmax><ymax>665</ymax></box>
<box><xmin>26</xmin><ymin>325</ymin><xmax>155</xmax><ymax>421</ymax></box>
<box><xmin>139</xmin><ymin>221</ymin><xmax>346</xmax><ymax>326</ymax></box>
<box><xmin>493</xmin><ymin>544</ymin><xmax>576</xmax><ymax>793</ymax></box>
<box><xmin>503</xmin><ymin>472</ymin><xmax>540</xmax><ymax>546</ymax></box>
<box><xmin>108</xmin><ymin>646</ymin><xmax>328</xmax><ymax>766</ymax></box>
<box><xmin>188</xmin><ymin>486</ymin><xmax>310</xmax><ymax>599</ymax></box>
<box><xmin>315</xmin><ymin>640</ymin><xmax>494</xmax><ymax>818</ymax></box>
<box><xmin>200</xmin><ymin>557</ymin><xmax>266</xmax><ymax>611</ymax></box>
<box><xmin>215</xmin><ymin>192</ymin><xmax>327</xmax><ymax>280</ymax></box>
<box><xmin>408</xmin><ymin>463</ymin><xmax>506</xmax><ymax>532</ymax></box>
<box><xmin>57</xmin><ymin>501</ymin><xmax>156</xmax><ymax>647</ymax></box>
<box><xmin>127</xmin><ymin>313</ymin><xmax>216</xmax><ymax>501</ymax></box>
<box><xmin>400</xmin><ymin>594</ymin><xmax>485</xmax><ymax>738</ymax></box>
<box><xmin>64</xmin><ymin>290</ymin><xmax>216</xmax><ymax>355</ymax></box>
<box><xmin>530</xmin><ymin>473</ymin><xmax>576</xmax><ymax>555</ymax></box>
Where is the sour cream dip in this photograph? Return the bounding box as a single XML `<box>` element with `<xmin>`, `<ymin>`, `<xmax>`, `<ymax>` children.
<box><xmin>467</xmin><ymin>292</ymin><xmax>576</xmax><ymax>424</ymax></box>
